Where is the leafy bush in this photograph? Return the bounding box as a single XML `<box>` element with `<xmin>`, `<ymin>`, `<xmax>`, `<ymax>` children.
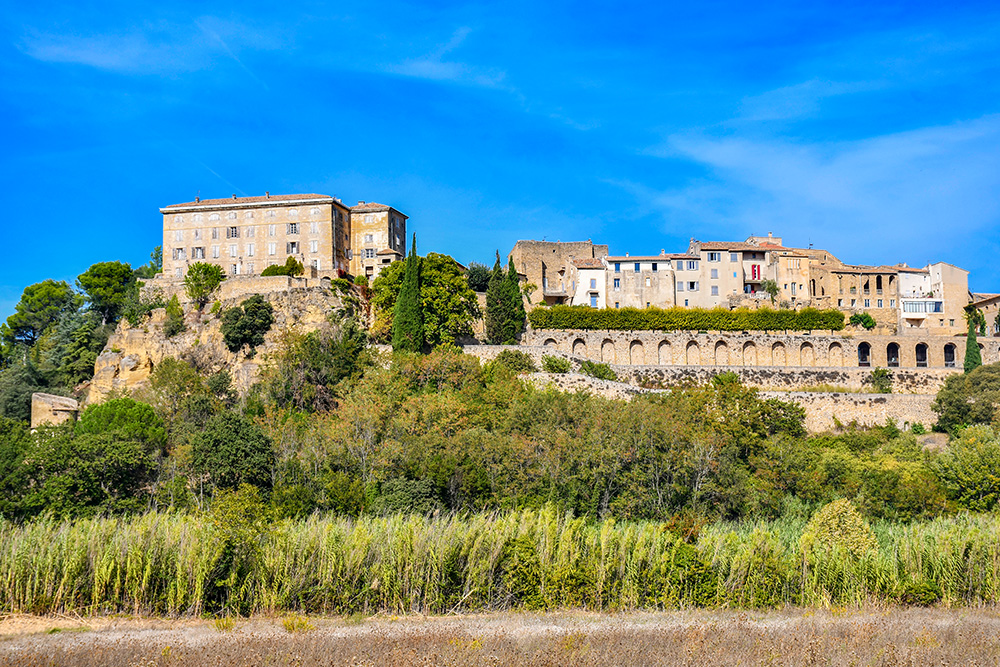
<box><xmin>528</xmin><ymin>305</ymin><xmax>845</xmax><ymax>332</ymax></box>
<box><xmin>866</xmin><ymin>367</ymin><xmax>892</xmax><ymax>393</ymax></box>
<box><xmin>541</xmin><ymin>355</ymin><xmax>571</xmax><ymax>373</ymax></box>
<box><xmin>192</xmin><ymin>413</ymin><xmax>275</xmax><ymax>492</ymax></box>
<box><xmin>490</xmin><ymin>350</ymin><xmax>537</xmax><ymax>374</ymax></box>
<box><xmin>163</xmin><ymin>295</ymin><xmax>186</xmax><ymax>337</ymax></box>
<box><xmin>910</xmin><ymin>422</ymin><xmax>926</xmax><ymax>435</ymax></box>
<box><xmin>370</xmin><ymin>477</ymin><xmax>442</xmax><ymax>515</ymax></box>
<box><xmin>579</xmin><ymin>360</ymin><xmax>617</xmax><ymax>381</ymax></box>
<box><xmin>260</xmin><ymin>257</ymin><xmax>304</xmax><ymax>277</ymax></box>
<box><xmin>849</xmin><ymin>312</ymin><xmax>877</xmax><ymax>330</ymax></box>
<box><xmin>933</xmin><ymin>425</ymin><xmax>1000</xmax><ymax>511</ymax></box>
<box><xmin>221</xmin><ymin>296</ymin><xmax>274</xmax><ymax>354</ymax></box>
<box><xmin>899</xmin><ymin>580</ymin><xmax>942</xmax><ymax>606</ymax></box>
<box><xmin>800</xmin><ymin>499</ymin><xmax>878</xmax><ymax>560</ymax></box>
<box><xmin>331</xmin><ymin>278</ymin><xmax>352</xmax><ymax>294</ymax></box>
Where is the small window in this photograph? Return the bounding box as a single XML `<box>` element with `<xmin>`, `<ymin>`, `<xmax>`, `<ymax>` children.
<box><xmin>733</xmin><ymin>272</ymin><xmax>737</xmax><ymax>278</ymax></box>
<box><xmin>877</xmin><ymin>299</ymin><xmax>883</xmax><ymax>308</ymax></box>
<box><xmin>864</xmin><ymin>299</ymin><xmax>870</xmax><ymax>307</ymax></box>
<box><xmin>174</xmin><ymin>215</ymin><xmax>184</xmax><ymax>223</ymax></box>
<box><xmin>174</xmin><ymin>230</ymin><xmax>183</xmax><ymax>242</ymax></box>
<box><xmin>194</xmin><ymin>229</ymin><xmax>202</xmax><ymax>240</ymax></box>
<box><xmin>246</xmin><ymin>226</ymin><xmax>255</xmax><ymax>238</ymax></box>
<box><xmin>364</xmin><ymin>248</ymin><xmax>375</xmax><ymax>258</ymax></box>
<box><xmin>310</xmin><ymin>221</ymin><xmax>319</xmax><ymax>234</ymax></box>
<box><xmin>231</xmin><ymin>264</ymin><xmax>238</xmax><ymax>275</ymax></box>
<box><xmin>710</xmin><ymin>269</ymin><xmax>718</xmax><ymax>279</ymax></box>
<box><xmin>287</xmin><ymin>223</ymin><xmax>298</xmax><ymax>234</ymax></box>
<box><xmin>684</xmin><ymin>299</ymin><xmax>689</xmax><ymax>306</ymax></box>
<box><xmin>646</xmin><ymin>301</ymin><xmax>650</xmax><ymax>308</ymax></box>
<box><xmin>652</xmin><ymin>263</ymin><xmax>658</xmax><ymax>272</ymax></box>
<box><xmin>247</xmin><ymin>262</ymin><xmax>255</xmax><ymax>274</ymax></box>
<box><xmin>613</xmin><ymin>278</ymin><xmax>620</xmax><ymax>289</ymax></box>
<box><xmin>228</xmin><ymin>212</ymin><xmax>237</xmax><ymax>220</ymax></box>
<box><xmin>212</xmin><ymin>245</ymin><xmax>220</xmax><ymax>258</ymax></box>
<box><xmin>287</xmin><ymin>208</ymin><xmax>298</xmax><ymax>218</ymax></box>
<box><xmin>312</xmin><ymin>259</ymin><xmax>320</xmax><ymax>269</ymax></box>
<box><xmin>310</xmin><ymin>240</ymin><xmax>318</xmax><ymax>253</ymax></box>
<box><xmin>590</xmin><ymin>278</ymin><xmax>597</xmax><ymax>289</ymax></box>
<box><xmin>614</xmin><ymin>262</ymin><xmax>620</xmax><ymax>273</ymax></box>
<box><xmin>851</xmin><ymin>299</ymin><xmax>856</xmax><ymax>307</ymax></box>
<box><xmin>229</xmin><ymin>244</ymin><xmax>237</xmax><ymax>257</ymax></box>
<box><xmin>687</xmin><ymin>261</ymin><xmax>697</xmax><ymax>270</ymax></box>
<box><xmin>209</xmin><ymin>213</ymin><xmax>220</xmax><ymax>221</ymax></box>
<box><xmin>175</xmin><ymin>267</ymin><xmax>182</xmax><ymax>277</ymax></box>
<box><xmin>950</xmin><ymin>319</ymin><xmax>955</xmax><ymax>326</ymax></box>
<box><xmin>310</xmin><ymin>207</ymin><xmax>320</xmax><ymax>216</ymax></box>
<box><xmin>707</xmin><ymin>252</ymin><xmax>721</xmax><ymax>262</ymax></box>
<box><xmin>730</xmin><ymin>253</ymin><xmax>738</xmax><ymax>262</ymax></box>
<box><xmin>634</xmin><ymin>263</ymin><xmax>640</xmax><ymax>273</ymax></box>
<box><xmin>837</xmin><ymin>298</ymin><xmax>843</xmax><ymax>306</ymax></box>
<box><xmin>266</xmin><ymin>210</ymin><xmax>276</xmax><ymax>218</ymax></box>
<box><xmin>268</xmin><ymin>243</ymin><xmax>276</xmax><ymax>256</ymax></box>
<box><xmin>364</xmin><ymin>234</ymin><xmax>374</xmax><ymax>243</ymax></box>
<box><xmin>590</xmin><ymin>294</ymin><xmax>598</xmax><ymax>308</ymax></box>
<box><xmin>678</xmin><ymin>282</ymin><xmax>684</xmax><ymax>292</ymax></box>
<box><xmin>711</xmin><ymin>286</ymin><xmax>719</xmax><ymax>296</ymax></box>
<box><xmin>645</xmin><ymin>277</ymin><xmax>651</xmax><ymax>287</ymax></box>
<box><xmin>614</xmin><ymin>302</ymin><xmax>620</xmax><ymax>309</ymax></box>
<box><xmin>688</xmin><ymin>281</ymin><xmax>698</xmax><ymax>291</ymax></box>
<box><xmin>192</xmin><ymin>247</ymin><xmax>205</xmax><ymax>259</ymax></box>
<box><xmin>268</xmin><ymin>224</ymin><xmax>276</xmax><ymax>237</ymax></box>
<box><xmin>890</xmin><ymin>299</ymin><xmax>896</xmax><ymax>308</ymax></box>
<box><xmin>227</xmin><ymin>226</ymin><xmax>239</xmax><ymax>239</ymax></box>
<box><xmin>676</xmin><ymin>261</ymin><xmax>684</xmax><ymax>270</ymax></box>
<box><xmin>247</xmin><ymin>243</ymin><xmax>255</xmax><ymax>257</ymax></box>
<box><xmin>245</xmin><ymin>211</ymin><xmax>254</xmax><ymax>219</ymax></box>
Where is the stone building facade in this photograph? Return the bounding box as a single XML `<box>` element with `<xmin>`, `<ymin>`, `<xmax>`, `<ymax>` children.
<box><xmin>509</xmin><ymin>240</ymin><xmax>609</xmax><ymax>306</ymax></box>
<box><xmin>160</xmin><ymin>193</ymin><xmax>406</xmax><ymax>281</ymax></box>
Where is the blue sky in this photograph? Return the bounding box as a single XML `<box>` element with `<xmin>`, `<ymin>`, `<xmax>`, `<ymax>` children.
<box><xmin>3</xmin><ymin>1</ymin><xmax>1000</xmax><ymax>319</ymax></box>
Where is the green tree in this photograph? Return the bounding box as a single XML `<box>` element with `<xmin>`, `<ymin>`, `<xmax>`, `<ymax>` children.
<box><xmin>849</xmin><ymin>313</ymin><xmax>877</xmax><ymax>330</ymax></box>
<box><xmin>133</xmin><ymin>246</ymin><xmax>163</xmax><ymax>279</ymax></box>
<box><xmin>761</xmin><ymin>279</ymin><xmax>779</xmax><ymax>305</ymax></box>
<box><xmin>221</xmin><ymin>295</ymin><xmax>274</xmax><ymax>354</ymax></box>
<box><xmin>965</xmin><ymin>305</ymin><xmax>984</xmax><ymax>373</ymax></box>
<box><xmin>0</xmin><ymin>361</ymin><xmax>45</xmax><ymax>422</ymax></box>
<box><xmin>192</xmin><ymin>412</ymin><xmax>275</xmax><ymax>493</ymax></box>
<box><xmin>75</xmin><ymin>397</ymin><xmax>167</xmax><ymax>452</ymax></box>
<box><xmin>184</xmin><ymin>262</ymin><xmax>226</xmax><ymax>310</ymax></box>
<box><xmin>370</xmin><ymin>252</ymin><xmax>480</xmax><ymax>348</ymax></box>
<box><xmin>934</xmin><ymin>425</ymin><xmax>1000</xmax><ymax>511</ymax></box>
<box><xmin>163</xmin><ymin>295</ymin><xmax>186</xmax><ymax>337</ymax></box>
<box><xmin>506</xmin><ymin>256</ymin><xmax>526</xmax><ymax>339</ymax></box>
<box><xmin>391</xmin><ymin>235</ymin><xmax>425</xmax><ymax>352</ymax></box>
<box><xmin>4</xmin><ymin>280</ymin><xmax>81</xmax><ymax>345</ymax></box>
<box><xmin>77</xmin><ymin>261</ymin><xmax>136</xmax><ymax>324</ymax></box>
<box><xmin>485</xmin><ymin>252</ymin><xmax>514</xmax><ymax>344</ymax></box>
<box><xmin>932</xmin><ymin>363</ymin><xmax>1000</xmax><ymax>433</ymax></box>
<box><xmin>0</xmin><ymin>417</ymin><xmax>31</xmax><ymax>518</ymax></box>
<box><xmin>466</xmin><ymin>262</ymin><xmax>491</xmax><ymax>292</ymax></box>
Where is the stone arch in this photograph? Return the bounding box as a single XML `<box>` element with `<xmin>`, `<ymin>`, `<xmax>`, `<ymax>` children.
<box><xmin>771</xmin><ymin>342</ymin><xmax>786</xmax><ymax>366</ymax></box>
<box><xmin>572</xmin><ymin>338</ymin><xmax>587</xmax><ymax>357</ymax></box>
<box><xmin>916</xmin><ymin>343</ymin><xmax>928</xmax><ymax>368</ymax></box>
<box><xmin>685</xmin><ymin>341</ymin><xmax>700</xmax><ymax>365</ymax></box>
<box><xmin>543</xmin><ymin>338</ymin><xmax>557</xmax><ymax>348</ymax></box>
<box><xmin>858</xmin><ymin>342</ymin><xmax>871</xmax><ymax>367</ymax></box>
<box><xmin>601</xmin><ymin>339</ymin><xmax>616</xmax><ymax>364</ymax></box>
<box><xmin>715</xmin><ymin>341</ymin><xmax>728</xmax><ymax>365</ymax></box>
<box><xmin>887</xmin><ymin>342</ymin><xmax>900</xmax><ymax>367</ymax></box>
<box><xmin>742</xmin><ymin>341</ymin><xmax>757</xmax><ymax>367</ymax></box>
<box><xmin>800</xmin><ymin>342</ymin><xmax>815</xmax><ymax>367</ymax></box>
<box><xmin>629</xmin><ymin>340</ymin><xmax>645</xmax><ymax>365</ymax></box>
<box><xmin>320</xmin><ymin>276</ymin><xmax>331</xmax><ymax>289</ymax></box>
<box><xmin>658</xmin><ymin>341</ymin><xmax>671</xmax><ymax>365</ymax></box>
<box><xmin>829</xmin><ymin>342</ymin><xmax>843</xmax><ymax>367</ymax></box>
<box><xmin>944</xmin><ymin>343</ymin><xmax>957</xmax><ymax>368</ymax></box>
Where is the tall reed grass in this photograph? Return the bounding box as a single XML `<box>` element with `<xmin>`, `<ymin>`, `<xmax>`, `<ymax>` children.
<box><xmin>1</xmin><ymin>509</ymin><xmax>998</xmax><ymax>616</ymax></box>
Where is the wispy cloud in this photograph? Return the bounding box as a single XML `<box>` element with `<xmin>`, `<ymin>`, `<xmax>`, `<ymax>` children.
<box><xmin>385</xmin><ymin>26</ymin><xmax>510</xmax><ymax>89</ymax></box>
<box><xmin>638</xmin><ymin>115</ymin><xmax>1000</xmax><ymax>262</ymax></box>
<box><xmin>736</xmin><ymin>79</ymin><xmax>884</xmax><ymax>122</ymax></box>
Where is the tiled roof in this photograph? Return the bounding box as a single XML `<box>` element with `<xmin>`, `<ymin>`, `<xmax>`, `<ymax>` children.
<box><xmin>607</xmin><ymin>255</ymin><xmax>692</xmax><ymax>261</ymax></box>
<box><xmin>697</xmin><ymin>242</ymin><xmax>776</xmax><ymax>251</ymax></box>
<box><xmin>831</xmin><ymin>265</ymin><xmax>904</xmax><ymax>275</ymax></box>
<box><xmin>163</xmin><ymin>194</ymin><xmax>331</xmax><ymax>209</ymax></box>
<box><xmin>351</xmin><ymin>202</ymin><xmax>407</xmax><ymax>216</ymax></box>
<box><xmin>376</xmin><ymin>248</ymin><xmax>403</xmax><ymax>256</ymax></box>
<box><xmin>572</xmin><ymin>258</ymin><xmax>606</xmax><ymax>269</ymax></box>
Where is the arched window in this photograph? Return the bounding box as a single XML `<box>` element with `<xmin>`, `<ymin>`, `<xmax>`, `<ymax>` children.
<box><xmin>887</xmin><ymin>343</ymin><xmax>899</xmax><ymax>367</ymax></box>
<box><xmin>858</xmin><ymin>342</ymin><xmax>871</xmax><ymax>367</ymax></box>
<box><xmin>944</xmin><ymin>343</ymin><xmax>956</xmax><ymax>368</ymax></box>
<box><xmin>916</xmin><ymin>343</ymin><xmax>928</xmax><ymax>368</ymax></box>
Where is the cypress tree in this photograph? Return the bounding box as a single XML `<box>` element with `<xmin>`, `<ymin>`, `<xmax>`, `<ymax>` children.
<box><xmin>485</xmin><ymin>251</ymin><xmax>510</xmax><ymax>344</ymax></box>
<box><xmin>392</xmin><ymin>235</ymin><xmax>424</xmax><ymax>352</ymax></box>
<box><xmin>965</xmin><ymin>305</ymin><xmax>983</xmax><ymax>373</ymax></box>
<box><xmin>506</xmin><ymin>256</ymin><xmax>526</xmax><ymax>340</ymax></box>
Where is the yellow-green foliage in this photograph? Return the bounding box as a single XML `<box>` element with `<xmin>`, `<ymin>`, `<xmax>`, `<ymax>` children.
<box><xmin>528</xmin><ymin>305</ymin><xmax>845</xmax><ymax>332</ymax></box>
<box><xmin>800</xmin><ymin>499</ymin><xmax>879</xmax><ymax>560</ymax></box>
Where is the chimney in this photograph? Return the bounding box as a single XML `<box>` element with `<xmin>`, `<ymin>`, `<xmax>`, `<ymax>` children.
<box><xmin>232</xmin><ymin>194</ymin><xmax>237</xmax><ymax>200</ymax></box>
<box><xmin>660</xmin><ymin>249</ymin><xmax>665</xmax><ymax>255</ymax></box>
<box><xmin>625</xmin><ymin>252</ymin><xmax>629</xmax><ymax>257</ymax></box>
<box><xmin>358</xmin><ymin>200</ymin><xmax>365</xmax><ymax>205</ymax></box>
<box><xmin>195</xmin><ymin>196</ymin><xmax>200</xmax><ymax>203</ymax></box>
<box><xmin>266</xmin><ymin>191</ymin><xmax>270</xmax><ymax>199</ymax></box>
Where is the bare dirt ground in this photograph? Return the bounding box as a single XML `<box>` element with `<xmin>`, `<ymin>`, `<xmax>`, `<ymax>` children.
<box><xmin>2</xmin><ymin>607</ymin><xmax>1000</xmax><ymax>666</ymax></box>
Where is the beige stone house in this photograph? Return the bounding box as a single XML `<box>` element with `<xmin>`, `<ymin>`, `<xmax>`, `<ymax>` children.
<box><xmin>160</xmin><ymin>192</ymin><xmax>406</xmax><ymax>280</ymax></box>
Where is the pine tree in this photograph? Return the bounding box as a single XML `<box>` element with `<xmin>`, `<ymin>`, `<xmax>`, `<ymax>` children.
<box><xmin>506</xmin><ymin>256</ymin><xmax>526</xmax><ymax>341</ymax></box>
<box><xmin>485</xmin><ymin>251</ymin><xmax>511</xmax><ymax>344</ymax></box>
<box><xmin>965</xmin><ymin>305</ymin><xmax>983</xmax><ymax>373</ymax></box>
<box><xmin>392</xmin><ymin>235</ymin><xmax>424</xmax><ymax>352</ymax></box>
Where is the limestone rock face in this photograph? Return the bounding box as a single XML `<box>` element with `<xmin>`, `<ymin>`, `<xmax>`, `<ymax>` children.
<box><xmin>88</xmin><ymin>286</ymin><xmax>344</xmax><ymax>404</ymax></box>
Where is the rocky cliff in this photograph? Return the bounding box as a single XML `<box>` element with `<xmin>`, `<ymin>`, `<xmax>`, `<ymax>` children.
<box><xmin>88</xmin><ymin>286</ymin><xmax>345</xmax><ymax>404</ymax></box>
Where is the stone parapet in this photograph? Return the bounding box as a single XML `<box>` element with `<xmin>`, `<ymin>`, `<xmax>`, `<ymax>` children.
<box><xmin>31</xmin><ymin>393</ymin><xmax>79</xmax><ymax>430</ymax></box>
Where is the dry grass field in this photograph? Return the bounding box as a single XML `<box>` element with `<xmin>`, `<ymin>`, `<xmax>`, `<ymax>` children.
<box><xmin>2</xmin><ymin>607</ymin><xmax>1000</xmax><ymax>666</ymax></box>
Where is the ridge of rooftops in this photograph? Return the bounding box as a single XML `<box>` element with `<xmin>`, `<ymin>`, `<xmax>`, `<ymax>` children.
<box><xmin>160</xmin><ymin>193</ymin><xmax>406</xmax><ymax>216</ymax></box>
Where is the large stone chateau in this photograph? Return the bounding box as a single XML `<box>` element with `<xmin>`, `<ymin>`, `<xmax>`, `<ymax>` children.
<box><xmin>160</xmin><ymin>192</ymin><xmax>407</xmax><ymax>281</ymax></box>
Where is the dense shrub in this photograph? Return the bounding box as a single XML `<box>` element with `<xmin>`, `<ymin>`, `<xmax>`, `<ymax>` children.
<box><xmin>541</xmin><ymin>355</ymin><xmax>571</xmax><ymax>373</ymax></box>
<box><xmin>800</xmin><ymin>499</ymin><xmax>878</xmax><ymax>560</ymax></box>
<box><xmin>866</xmin><ymin>367</ymin><xmax>892</xmax><ymax>393</ymax></box>
<box><xmin>466</xmin><ymin>262</ymin><xmax>491</xmax><ymax>292</ymax></box>
<box><xmin>932</xmin><ymin>363</ymin><xmax>1000</xmax><ymax>433</ymax></box>
<box><xmin>221</xmin><ymin>295</ymin><xmax>274</xmax><ymax>354</ymax></box>
<box><xmin>163</xmin><ymin>295</ymin><xmax>186</xmax><ymax>337</ymax></box>
<box><xmin>579</xmin><ymin>360</ymin><xmax>617</xmax><ymax>381</ymax></box>
<box><xmin>849</xmin><ymin>312</ymin><xmax>877</xmax><ymax>330</ymax></box>
<box><xmin>529</xmin><ymin>305</ymin><xmax>845</xmax><ymax>332</ymax></box>
<box><xmin>261</xmin><ymin>257</ymin><xmax>304</xmax><ymax>277</ymax></box>
<box><xmin>489</xmin><ymin>350</ymin><xmax>537</xmax><ymax>374</ymax></box>
<box><xmin>183</xmin><ymin>262</ymin><xmax>226</xmax><ymax>309</ymax></box>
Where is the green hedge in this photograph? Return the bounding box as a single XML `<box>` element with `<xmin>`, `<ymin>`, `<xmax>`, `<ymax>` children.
<box><xmin>528</xmin><ymin>305</ymin><xmax>844</xmax><ymax>332</ymax></box>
